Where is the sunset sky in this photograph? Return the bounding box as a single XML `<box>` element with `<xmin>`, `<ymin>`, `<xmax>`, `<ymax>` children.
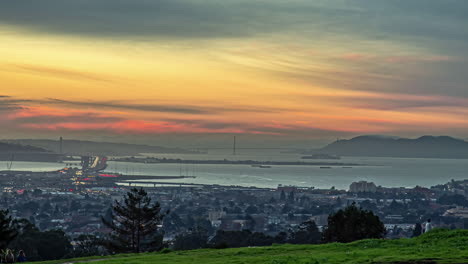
<box><xmin>1</xmin><ymin>0</ymin><xmax>468</xmax><ymax>147</ymax></box>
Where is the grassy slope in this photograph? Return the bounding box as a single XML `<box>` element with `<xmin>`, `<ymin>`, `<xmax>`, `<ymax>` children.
<box><xmin>41</xmin><ymin>229</ymin><xmax>468</xmax><ymax>264</ymax></box>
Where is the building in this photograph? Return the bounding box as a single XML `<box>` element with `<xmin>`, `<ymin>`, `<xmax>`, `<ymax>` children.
<box><xmin>349</xmin><ymin>181</ymin><xmax>377</xmax><ymax>193</ymax></box>
<box><xmin>443</xmin><ymin>207</ymin><xmax>468</xmax><ymax>219</ymax></box>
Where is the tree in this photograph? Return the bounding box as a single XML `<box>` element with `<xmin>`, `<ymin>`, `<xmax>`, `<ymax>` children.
<box><xmin>173</xmin><ymin>228</ymin><xmax>208</xmax><ymax>250</ymax></box>
<box><xmin>412</xmin><ymin>223</ymin><xmax>422</xmax><ymax>237</ymax></box>
<box><xmin>210</xmin><ymin>230</ymin><xmax>284</xmax><ymax>248</ymax></box>
<box><xmin>210</xmin><ymin>230</ymin><xmax>250</xmax><ymax>248</ymax></box>
<box><xmin>70</xmin><ymin>200</ymin><xmax>81</xmax><ymax>210</ymax></box>
<box><xmin>32</xmin><ymin>189</ymin><xmax>43</xmax><ymax>196</ymax></box>
<box><xmin>248</xmin><ymin>232</ymin><xmax>275</xmax><ymax>246</ymax></box>
<box><xmin>21</xmin><ymin>201</ymin><xmax>40</xmax><ymax>214</ymax></box>
<box><xmin>230</xmin><ymin>206</ymin><xmax>242</xmax><ymax>214</ymax></box>
<box><xmin>41</xmin><ymin>201</ymin><xmax>53</xmax><ymax>213</ymax></box>
<box><xmin>194</xmin><ymin>218</ymin><xmax>213</xmax><ymax>234</ymax></box>
<box><xmin>245</xmin><ymin>214</ymin><xmax>256</xmax><ymax>231</ymax></box>
<box><xmin>245</xmin><ymin>205</ymin><xmax>258</xmax><ymax>214</ymax></box>
<box><xmin>437</xmin><ymin>194</ymin><xmax>468</xmax><ymax>207</ymax></box>
<box><xmin>102</xmin><ymin>188</ymin><xmax>167</xmax><ymax>253</ymax></box>
<box><xmin>322</xmin><ymin>203</ymin><xmax>385</xmax><ymax>243</ymax></box>
<box><xmin>0</xmin><ymin>209</ymin><xmax>17</xmax><ymax>250</ymax></box>
<box><xmin>10</xmin><ymin>220</ymin><xmax>72</xmax><ymax>261</ymax></box>
<box><xmin>74</xmin><ymin>235</ymin><xmax>105</xmax><ymax>257</ymax></box>
<box><xmin>289</xmin><ymin>220</ymin><xmax>321</xmax><ymax>244</ymax></box>
<box><xmin>288</xmin><ymin>191</ymin><xmax>295</xmax><ymax>203</ymax></box>
<box><xmin>185</xmin><ymin>215</ymin><xmax>196</xmax><ymax>230</ymax></box>
<box><xmin>35</xmin><ymin>230</ymin><xmax>72</xmax><ymax>260</ymax></box>
<box><xmin>210</xmin><ymin>230</ymin><xmax>276</xmax><ymax>248</ymax></box>
<box><xmin>163</xmin><ymin>212</ymin><xmax>184</xmax><ymax>233</ymax></box>
<box><xmin>359</xmin><ymin>200</ymin><xmax>377</xmax><ymax>212</ymax></box>
<box><xmin>335</xmin><ymin>197</ymin><xmax>343</xmax><ymax>207</ymax></box>
<box><xmin>280</xmin><ymin>190</ymin><xmax>286</xmax><ymax>201</ymax></box>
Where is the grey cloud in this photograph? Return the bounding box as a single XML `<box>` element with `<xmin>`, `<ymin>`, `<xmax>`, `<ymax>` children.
<box><xmin>0</xmin><ymin>0</ymin><xmax>293</xmax><ymax>39</ymax></box>
<box><xmin>0</xmin><ymin>94</ymin><xmax>281</xmax><ymax>117</ymax></box>
<box><xmin>251</xmin><ymin>125</ymin><xmax>356</xmax><ymax>138</ymax></box>
<box><xmin>0</xmin><ymin>0</ymin><xmax>466</xmax><ymax>46</ymax></box>
<box><xmin>302</xmin><ymin>91</ymin><xmax>468</xmax><ymax>110</ymax></box>
<box><xmin>45</xmin><ymin>98</ymin><xmax>281</xmax><ymax>115</ymax></box>
<box><xmin>161</xmin><ymin>118</ymin><xmax>356</xmax><ymax>137</ymax></box>
<box><xmin>0</xmin><ymin>105</ymin><xmax>22</xmax><ymax>112</ymax></box>
<box><xmin>0</xmin><ymin>98</ymin><xmax>24</xmax><ymax>111</ymax></box>
<box><xmin>0</xmin><ymin>96</ymin><xmax>280</xmax><ymax>116</ymax></box>
<box><xmin>279</xmin><ymin>53</ymin><xmax>468</xmax><ymax>97</ymax></box>
<box><xmin>161</xmin><ymin>118</ymin><xmax>245</xmax><ymax>130</ymax></box>
<box><xmin>340</xmin><ymin>97</ymin><xmax>468</xmax><ymax>111</ymax></box>
<box><xmin>0</xmin><ymin>96</ymin><xmax>210</xmax><ymax>115</ymax></box>
<box><xmin>45</xmin><ymin>98</ymin><xmax>212</xmax><ymax>115</ymax></box>
<box><xmin>13</xmin><ymin>113</ymin><xmax>125</xmax><ymax>124</ymax></box>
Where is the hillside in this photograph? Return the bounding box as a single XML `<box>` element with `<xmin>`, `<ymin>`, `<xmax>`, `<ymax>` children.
<box><xmin>0</xmin><ymin>142</ymin><xmax>60</xmax><ymax>162</ymax></box>
<box><xmin>0</xmin><ymin>142</ymin><xmax>48</xmax><ymax>153</ymax></box>
<box><xmin>317</xmin><ymin>135</ymin><xmax>468</xmax><ymax>158</ymax></box>
<box><xmin>41</xmin><ymin>229</ymin><xmax>468</xmax><ymax>264</ymax></box>
<box><xmin>2</xmin><ymin>139</ymin><xmax>198</xmax><ymax>156</ymax></box>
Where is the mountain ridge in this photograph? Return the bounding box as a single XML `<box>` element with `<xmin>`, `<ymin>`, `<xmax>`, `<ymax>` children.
<box><xmin>0</xmin><ymin>142</ymin><xmax>48</xmax><ymax>153</ymax></box>
<box><xmin>317</xmin><ymin>135</ymin><xmax>468</xmax><ymax>158</ymax></box>
<box><xmin>1</xmin><ymin>139</ymin><xmax>198</xmax><ymax>156</ymax></box>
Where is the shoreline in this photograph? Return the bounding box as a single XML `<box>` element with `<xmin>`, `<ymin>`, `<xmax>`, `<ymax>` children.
<box><xmin>109</xmin><ymin>157</ymin><xmax>365</xmax><ymax>167</ymax></box>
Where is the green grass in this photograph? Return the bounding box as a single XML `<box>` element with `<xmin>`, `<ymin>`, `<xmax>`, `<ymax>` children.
<box><xmin>40</xmin><ymin>229</ymin><xmax>468</xmax><ymax>264</ymax></box>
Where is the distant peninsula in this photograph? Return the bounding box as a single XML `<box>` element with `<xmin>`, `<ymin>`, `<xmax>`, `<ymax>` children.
<box><xmin>314</xmin><ymin>135</ymin><xmax>468</xmax><ymax>159</ymax></box>
<box><xmin>1</xmin><ymin>139</ymin><xmax>200</xmax><ymax>156</ymax></box>
<box><xmin>111</xmin><ymin>156</ymin><xmax>362</xmax><ymax>167</ymax></box>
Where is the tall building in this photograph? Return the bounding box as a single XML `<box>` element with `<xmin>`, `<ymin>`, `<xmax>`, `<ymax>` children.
<box><xmin>349</xmin><ymin>181</ymin><xmax>377</xmax><ymax>193</ymax></box>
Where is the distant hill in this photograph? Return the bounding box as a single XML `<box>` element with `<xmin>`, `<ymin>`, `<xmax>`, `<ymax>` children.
<box><xmin>0</xmin><ymin>142</ymin><xmax>60</xmax><ymax>162</ymax></box>
<box><xmin>0</xmin><ymin>142</ymin><xmax>48</xmax><ymax>153</ymax></box>
<box><xmin>317</xmin><ymin>135</ymin><xmax>468</xmax><ymax>158</ymax></box>
<box><xmin>39</xmin><ymin>229</ymin><xmax>468</xmax><ymax>264</ymax></box>
<box><xmin>1</xmin><ymin>139</ymin><xmax>199</xmax><ymax>156</ymax></box>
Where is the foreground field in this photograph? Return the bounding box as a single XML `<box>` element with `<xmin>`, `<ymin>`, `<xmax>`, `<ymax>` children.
<box><xmin>42</xmin><ymin>229</ymin><xmax>467</xmax><ymax>264</ymax></box>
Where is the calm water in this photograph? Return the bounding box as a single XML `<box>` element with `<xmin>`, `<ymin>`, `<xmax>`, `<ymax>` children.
<box><xmin>1</xmin><ymin>150</ymin><xmax>467</xmax><ymax>190</ymax></box>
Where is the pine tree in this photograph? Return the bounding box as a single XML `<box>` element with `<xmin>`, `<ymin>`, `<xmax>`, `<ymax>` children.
<box><xmin>0</xmin><ymin>209</ymin><xmax>17</xmax><ymax>250</ymax></box>
<box><xmin>102</xmin><ymin>188</ymin><xmax>167</xmax><ymax>253</ymax></box>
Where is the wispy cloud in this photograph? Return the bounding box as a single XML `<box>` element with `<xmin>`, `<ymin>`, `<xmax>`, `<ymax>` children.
<box><xmin>0</xmin><ymin>97</ymin><xmax>24</xmax><ymax>112</ymax></box>
<box><xmin>287</xmin><ymin>90</ymin><xmax>468</xmax><ymax>111</ymax></box>
<box><xmin>46</xmin><ymin>98</ymin><xmax>211</xmax><ymax>115</ymax></box>
<box><xmin>1</xmin><ymin>96</ymin><xmax>274</xmax><ymax>116</ymax></box>
<box><xmin>338</xmin><ymin>53</ymin><xmax>458</xmax><ymax>64</ymax></box>
<box><xmin>44</xmin><ymin>98</ymin><xmax>281</xmax><ymax>115</ymax></box>
<box><xmin>7</xmin><ymin>64</ymin><xmax>111</xmax><ymax>82</ymax></box>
